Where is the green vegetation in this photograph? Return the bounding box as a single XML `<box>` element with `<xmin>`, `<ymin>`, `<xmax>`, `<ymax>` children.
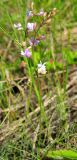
<box><xmin>0</xmin><ymin>0</ymin><xmax>77</xmax><ymax>159</ymax></box>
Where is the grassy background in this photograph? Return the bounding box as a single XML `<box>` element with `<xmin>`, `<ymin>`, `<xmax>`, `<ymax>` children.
<box><xmin>0</xmin><ymin>0</ymin><xmax>77</xmax><ymax>159</ymax></box>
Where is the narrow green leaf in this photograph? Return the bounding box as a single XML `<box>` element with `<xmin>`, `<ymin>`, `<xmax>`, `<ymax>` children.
<box><xmin>47</xmin><ymin>150</ymin><xmax>77</xmax><ymax>159</ymax></box>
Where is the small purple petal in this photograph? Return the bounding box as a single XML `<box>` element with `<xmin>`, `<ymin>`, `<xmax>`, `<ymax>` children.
<box><xmin>21</xmin><ymin>48</ymin><xmax>32</xmax><ymax>58</ymax></box>
<box><xmin>40</xmin><ymin>35</ymin><xmax>45</xmax><ymax>40</ymax></box>
<box><xmin>24</xmin><ymin>48</ymin><xmax>32</xmax><ymax>58</ymax></box>
<box><xmin>37</xmin><ymin>9</ymin><xmax>44</xmax><ymax>16</ymax></box>
<box><xmin>27</xmin><ymin>22</ymin><xmax>36</xmax><ymax>31</ymax></box>
<box><xmin>29</xmin><ymin>38</ymin><xmax>40</xmax><ymax>46</ymax></box>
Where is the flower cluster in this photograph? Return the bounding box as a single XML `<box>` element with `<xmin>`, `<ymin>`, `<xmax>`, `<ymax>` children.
<box><xmin>13</xmin><ymin>7</ymin><xmax>57</xmax><ymax>75</ymax></box>
<box><xmin>26</xmin><ymin>9</ymin><xmax>46</xmax><ymax>17</ymax></box>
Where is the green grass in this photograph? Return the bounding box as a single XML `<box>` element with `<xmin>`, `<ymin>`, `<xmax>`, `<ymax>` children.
<box><xmin>0</xmin><ymin>0</ymin><xmax>77</xmax><ymax>159</ymax></box>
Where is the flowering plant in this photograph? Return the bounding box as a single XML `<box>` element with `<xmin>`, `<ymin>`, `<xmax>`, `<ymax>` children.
<box><xmin>14</xmin><ymin>6</ymin><xmax>57</xmax><ymax>74</ymax></box>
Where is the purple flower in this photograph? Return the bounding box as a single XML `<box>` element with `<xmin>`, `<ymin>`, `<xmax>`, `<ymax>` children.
<box><xmin>40</xmin><ymin>35</ymin><xmax>45</xmax><ymax>40</ymax></box>
<box><xmin>37</xmin><ymin>9</ymin><xmax>45</xmax><ymax>16</ymax></box>
<box><xmin>27</xmin><ymin>22</ymin><xmax>36</xmax><ymax>31</ymax></box>
<box><xmin>14</xmin><ymin>23</ymin><xmax>23</xmax><ymax>30</ymax></box>
<box><xmin>21</xmin><ymin>48</ymin><xmax>32</xmax><ymax>58</ymax></box>
<box><xmin>29</xmin><ymin>37</ymin><xmax>40</xmax><ymax>46</ymax></box>
<box><xmin>26</xmin><ymin>10</ymin><xmax>33</xmax><ymax>18</ymax></box>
